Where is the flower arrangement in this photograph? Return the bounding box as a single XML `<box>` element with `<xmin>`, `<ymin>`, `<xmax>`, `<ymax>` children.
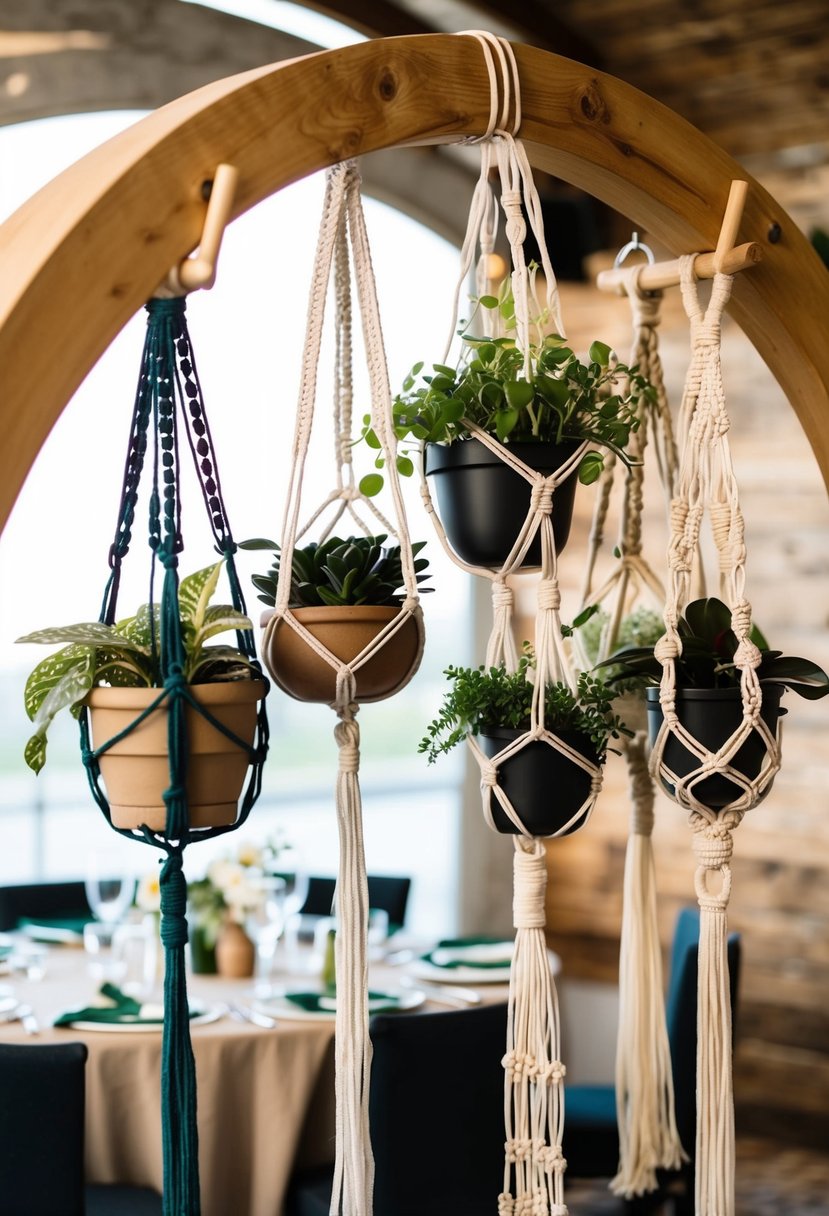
<box><xmin>186</xmin><ymin>836</ymin><xmax>289</xmax><ymax>946</ymax></box>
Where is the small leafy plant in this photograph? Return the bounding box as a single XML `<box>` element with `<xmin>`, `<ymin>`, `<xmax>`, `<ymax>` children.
<box><xmin>17</xmin><ymin>560</ymin><xmax>260</xmax><ymax>774</ymax></box>
<box><xmin>576</xmin><ymin>604</ymin><xmax>666</xmax><ymax>694</ymax></box>
<box><xmin>240</xmin><ymin>534</ymin><xmax>431</xmax><ymax>609</ymax></box>
<box><xmin>419</xmin><ymin>648</ymin><xmax>632</xmax><ymax>764</ymax></box>
<box><xmin>595</xmin><ymin>596</ymin><xmax>829</xmax><ymax>698</ymax></box>
<box><xmin>360</xmin><ymin>278</ymin><xmax>654</xmax><ymax>495</ymax></box>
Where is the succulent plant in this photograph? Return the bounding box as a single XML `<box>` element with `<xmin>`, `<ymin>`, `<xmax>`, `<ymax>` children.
<box><xmin>240</xmin><ymin>534</ymin><xmax>432</xmax><ymax>609</ymax></box>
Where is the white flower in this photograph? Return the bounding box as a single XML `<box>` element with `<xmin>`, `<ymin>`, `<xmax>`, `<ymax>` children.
<box><xmin>236</xmin><ymin>842</ymin><xmax>263</xmax><ymax>869</ymax></box>
<box><xmin>135</xmin><ymin>871</ymin><xmax>161</xmax><ymax>912</ymax></box>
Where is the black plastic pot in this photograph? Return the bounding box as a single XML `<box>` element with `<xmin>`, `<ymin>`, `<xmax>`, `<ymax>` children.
<box><xmin>646</xmin><ymin>685</ymin><xmax>784</xmax><ymax>810</ymax></box>
<box><xmin>424</xmin><ymin>438</ymin><xmax>581</xmax><ymax>569</ymax></box>
<box><xmin>479</xmin><ymin>727</ymin><xmax>599</xmax><ymax>836</ymax></box>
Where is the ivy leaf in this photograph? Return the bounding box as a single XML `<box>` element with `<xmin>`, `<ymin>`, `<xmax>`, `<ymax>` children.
<box><xmin>359</xmin><ymin>473</ymin><xmax>384</xmax><ymax>498</ymax></box>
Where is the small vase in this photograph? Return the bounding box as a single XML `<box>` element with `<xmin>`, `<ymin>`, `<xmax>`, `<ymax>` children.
<box><xmin>189</xmin><ymin>922</ymin><xmax>218</xmax><ymax>975</ymax></box>
<box><xmin>215</xmin><ymin>920</ymin><xmax>256</xmax><ymax>978</ymax></box>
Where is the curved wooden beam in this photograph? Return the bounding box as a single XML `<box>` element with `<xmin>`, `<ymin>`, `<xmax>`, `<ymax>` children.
<box><xmin>1</xmin><ymin>34</ymin><xmax>827</xmax><ymax>533</ymax></box>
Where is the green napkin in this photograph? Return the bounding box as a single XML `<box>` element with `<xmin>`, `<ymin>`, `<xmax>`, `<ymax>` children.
<box><xmin>284</xmin><ymin>990</ymin><xmax>403</xmax><ymax>1014</ymax></box>
<box><xmin>18</xmin><ymin>916</ymin><xmax>91</xmax><ymax>943</ymax></box>
<box><xmin>53</xmin><ymin>981</ymin><xmax>161</xmax><ymax>1027</ymax></box>
<box><xmin>421</xmin><ymin>936</ymin><xmax>514</xmax><ymax>970</ymax></box>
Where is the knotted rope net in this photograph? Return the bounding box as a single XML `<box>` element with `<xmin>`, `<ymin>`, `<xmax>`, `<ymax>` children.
<box><xmin>80</xmin><ymin>296</ymin><xmax>269</xmax><ymax>1215</ymax></box>
<box><xmin>263</xmin><ymin>160</ymin><xmax>424</xmax><ymax>1216</ymax></box>
<box><xmin>651</xmin><ymin>254</ymin><xmax>781</xmax><ymax>1215</ymax></box>
<box><xmin>421</xmin><ymin>31</ymin><xmax>617</xmax><ymax>1214</ymax></box>
<box><xmin>576</xmin><ymin>265</ymin><xmax>684</xmax><ymax>1196</ymax></box>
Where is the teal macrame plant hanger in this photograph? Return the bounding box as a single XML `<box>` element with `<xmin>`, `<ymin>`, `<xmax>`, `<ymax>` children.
<box><xmin>78</xmin><ymin>295</ymin><xmax>269</xmax><ymax>1216</ymax></box>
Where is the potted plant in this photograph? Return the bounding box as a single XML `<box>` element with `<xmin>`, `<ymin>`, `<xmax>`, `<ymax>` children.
<box><xmin>240</xmin><ymin>533</ymin><xmax>431</xmax><ymax>703</ymax></box>
<box><xmin>17</xmin><ymin>560</ymin><xmax>267</xmax><ymax>831</ymax></box>
<box><xmin>575</xmin><ymin>604</ymin><xmax>666</xmax><ymax>733</ymax></box>
<box><xmin>360</xmin><ymin>281</ymin><xmax>654</xmax><ymax>568</ymax></box>
<box><xmin>595</xmin><ymin>596</ymin><xmax>829</xmax><ymax>809</ymax></box>
<box><xmin>419</xmin><ymin>648</ymin><xmax>631</xmax><ymax>835</ymax></box>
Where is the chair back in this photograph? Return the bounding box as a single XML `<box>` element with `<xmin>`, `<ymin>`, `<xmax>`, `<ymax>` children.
<box><xmin>0</xmin><ymin>1041</ymin><xmax>88</xmax><ymax>1216</ymax></box>
<box><xmin>300</xmin><ymin>874</ymin><xmax>411</xmax><ymax>929</ymax></box>
<box><xmin>666</xmin><ymin>905</ymin><xmax>742</xmax><ymax>1159</ymax></box>
<box><xmin>369</xmin><ymin>1002</ymin><xmax>508</xmax><ymax>1216</ymax></box>
<box><xmin>0</xmin><ymin>881</ymin><xmax>91</xmax><ymax>931</ymax></box>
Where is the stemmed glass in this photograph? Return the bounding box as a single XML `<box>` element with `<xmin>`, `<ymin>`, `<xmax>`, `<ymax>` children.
<box><xmin>84</xmin><ymin>851</ymin><xmax>136</xmax><ymax>931</ymax></box>
<box><xmin>271</xmin><ymin>846</ymin><xmax>309</xmax><ymax>967</ymax></box>
<box><xmin>246</xmin><ymin>874</ymin><xmax>288</xmax><ymax>996</ymax></box>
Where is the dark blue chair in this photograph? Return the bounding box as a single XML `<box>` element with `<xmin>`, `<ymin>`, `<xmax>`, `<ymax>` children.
<box><xmin>0</xmin><ymin>1041</ymin><xmax>163</xmax><ymax>1215</ymax></box>
<box><xmin>299</xmin><ymin>874</ymin><xmax>411</xmax><ymax>931</ymax></box>
<box><xmin>285</xmin><ymin>1001</ymin><xmax>509</xmax><ymax>1216</ymax></box>
<box><xmin>0</xmin><ymin>880</ymin><xmax>92</xmax><ymax>932</ymax></box>
<box><xmin>564</xmin><ymin>905</ymin><xmax>742</xmax><ymax>1212</ymax></box>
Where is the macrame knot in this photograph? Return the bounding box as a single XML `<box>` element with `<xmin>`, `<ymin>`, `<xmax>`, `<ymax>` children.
<box><xmin>654</xmin><ymin>633</ymin><xmax>679</xmax><ymax>663</ymax></box>
<box><xmin>498</xmin><ymin>1195</ymin><xmax>515</xmax><ymax>1216</ymax></box>
<box><xmin>159</xmin><ymin>852</ymin><xmax>189</xmax><ymax>949</ymax></box>
<box><xmin>506</xmin><ymin>1137</ymin><xmax>533</xmax><ymax>1163</ymax></box>
<box><xmin>334</xmin><ymin>718</ymin><xmax>360</xmax><ymax>773</ymax></box>
<box><xmin>491</xmin><ymin>581</ymin><xmax>514</xmax><ymax>611</ymax></box>
<box><xmin>512</xmin><ymin>844</ymin><xmax>547</xmax><ymax>929</ymax></box>
<box><xmin>502</xmin><ymin>1050</ymin><xmax>539</xmax><ymax>1081</ymax></box>
<box><xmin>536</xmin><ymin>580</ymin><xmax>560</xmax><ymax>612</ymax></box>
<box><xmin>631</xmin><ymin>290</ymin><xmax>662</xmax><ymax>328</ymax></box>
<box><xmin>164</xmin><ymin>669</ymin><xmax>187</xmax><ymax>696</ymax></box>
<box><xmin>733</xmin><ymin>638</ymin><xmax>762</xmax><ymax>672</ymax></box>
<box><xmin>481</xmin><ymin>762</ymin><xmax>499</xmax><ymax>788</ymax></box>
<box><xmin>531</xmin><ymin>1184</ymin><xmax>549</xmax><ymax>1215</ymax></box>
<box><xmin>538</xmin><ymin>1144</ymin><xmax>567</xmax><ymax>1174</ymax></box>
<box><xmin>692</xmin><ymin>825</ymin><xmax>734</xmax><ymax>871</ymax></box>
<box><xmin>540</xmin><ymin>1058</ymin><xmax>566</xmax><ymax>1086</ymax></box>
<box><xmin>530</xmin><ymin>482</ymin><xmax>554</xmax><ymax>517</ymax></box>
<box><xmin>694</xmin><ymin>319</ymin><xmax>722</xmax><ymax>347</ymax></box>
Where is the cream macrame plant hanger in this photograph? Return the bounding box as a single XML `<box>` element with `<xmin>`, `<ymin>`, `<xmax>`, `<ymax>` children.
<box><xmin>265</xmin><ymin>158</ymin><xmax>425</xmax><ymax>1216</ymax></box>
<box><xmin>649</xmin><ymin>183</ymin><xmax>780</xmax><ymax>1216</ymax></box>
<box><xmin>576</xmin><ymin>252</ymin><xmax>685</xmax><ymax>1199</ymax></box>
<box><xmin>418</xmin><ymin>32</ymin><xmax>612</xmax><ymax>1215</ymax></box>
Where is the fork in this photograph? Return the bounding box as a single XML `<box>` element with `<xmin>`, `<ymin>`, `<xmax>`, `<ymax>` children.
<box><xmin>228</xmin><ymin>1003</ymin><xmax>278</xmax><ymax>1029</ymax></box>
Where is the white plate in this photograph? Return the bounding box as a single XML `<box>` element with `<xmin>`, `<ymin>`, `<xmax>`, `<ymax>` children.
<box><xmin>61</xmin><ymin>1003</ymin><xmax>223</xmax><ymax>1033</ymax></box>
<box><xmin>0</xmin><ymin>995</ymin><xmax>20</xmax><ymax>1019</ymax></box>
<box><xmin>255</xmin><ymin>988</ymin><xmax>425</xmax><ymax>1022</ymax></box>
<box><xmin>407</xmin><ymin>959</ymin><xmax>512</xmax><ymax>985</ymax></box>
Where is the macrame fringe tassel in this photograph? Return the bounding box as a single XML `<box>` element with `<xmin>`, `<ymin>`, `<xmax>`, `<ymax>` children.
<box><xmin>159</xmin><ymin>850</ymin><xmax>201</xmax><ymax>1216</ymax></box>
<box><xmin>693</xmin><ymin>816</ymin><xmax>737</xmax><ymax>1216</ymax></box>
<box><xmin>612</xmin><ymin>737</ymin><xmax>684</xmax><ymax>1197</ymax></box>
<box><xmin>330</xmin><ymin>709</ymin><xmax>374</xmax><ymax>1216</ymax></box>
<box><xmin>499</xmin><ymin>840</ymin><xmax>568</xmax><ymax>1216</ymax></box>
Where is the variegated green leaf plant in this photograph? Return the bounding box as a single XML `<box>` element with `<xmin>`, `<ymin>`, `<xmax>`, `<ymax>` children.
<box><xmin>17</xmin><ymin>561</ymin><xmax>258</xmax><ymax>774</ymax></box>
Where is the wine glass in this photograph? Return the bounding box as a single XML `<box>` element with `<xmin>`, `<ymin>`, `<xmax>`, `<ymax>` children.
<box><xmin>245</xmin><ymin>874</ymin><xmax>287</xmax><ymax>996</ymax></box>
<box><xmin>84</xmin><ymin>850</ymin><xmax>136</xmax><ymax>933</ymax></box>
<box><xmin>271</xmin><ymin>846</ymin><xmax>309</xmax><ymax>966</ymax></box>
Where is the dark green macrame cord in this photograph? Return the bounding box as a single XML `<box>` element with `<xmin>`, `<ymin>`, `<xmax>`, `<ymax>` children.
<box><xmin>78</xmin><ymin>295</ymin><xmax>269</xmax><ymax>1216</ymax></box>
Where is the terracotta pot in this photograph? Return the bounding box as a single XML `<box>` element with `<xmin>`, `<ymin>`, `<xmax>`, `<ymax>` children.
<box><xmin>424</xmin><ymin>438</ymin><xmax>581</xmax><ymax>568</ymax></box>
<box><xmin>86</xmin><ymin>680</ymin><xmax>266</xmax><ymax>832</ymax></box>
<box><xmin>260</xmin><ymin>605</ymin><xmax>422</xmax><ymax>704</ymax></box>
<box><xmin>646</xmin><ymin>685</ymin><xmax>784</xmax><ymax>810</ymax></box>
<box><xmin>479</xmin><ymin>727</ymin><xmax>600</xmax><ymax>836</ymax></box>
<box><xmin>215</xmin><ymin>920</ymin><xmax>255</xmax><ymax>979</ymax></box>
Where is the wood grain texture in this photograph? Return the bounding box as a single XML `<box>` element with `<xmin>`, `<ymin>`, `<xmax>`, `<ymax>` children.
<box><xmin>0</xmin><ymin>35</ymin><xmax>828</xmax><ymax>534</ymax></box>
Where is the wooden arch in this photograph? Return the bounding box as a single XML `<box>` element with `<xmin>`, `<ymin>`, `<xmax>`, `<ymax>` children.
<box><xmin>1</xmin><ymin>33</ymin><xmax>828</xmax><ymax>533</ymax></box>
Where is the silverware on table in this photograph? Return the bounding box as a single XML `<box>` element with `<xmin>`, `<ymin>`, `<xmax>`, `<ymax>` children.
<box><xmin>398</xmin><ymin>975</ymin><xmax>482</xmax><ymax>1007</ymax></box>
<box><xmin>228</xmin><ymin>1003</ymin><xmax>278</xmax><ymax>1029</ymax></box>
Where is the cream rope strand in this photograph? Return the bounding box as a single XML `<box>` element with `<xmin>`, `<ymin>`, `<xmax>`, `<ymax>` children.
<box><xmin>265</xmin><ymin>160</ymin><xmax>426</xmax><ymax>1216</ymax></box>
<box><xmin>652</xmin><ymin>251</ymin><xmax>776</xmax><ymax>1215</ymax></box>
<box><xmin>575</xmin><ymin>264</ymin><xmax>684</xmax><ymax>1196</ymax></box>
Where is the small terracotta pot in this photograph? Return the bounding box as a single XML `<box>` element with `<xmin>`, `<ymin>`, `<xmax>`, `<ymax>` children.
<box><xmin>260</xmin><ymin>606</ymin><xmax>422</xmax><ymax>704</ymax></box>
<box><xmin>86</xmin><ymin>680</ymin><xmax>266</xmax><ymax>832</ymax></box>
<box><xmin>215</xmin><ymin>920</ymin><xmax>256</xmax><ymax>979</ymax></box>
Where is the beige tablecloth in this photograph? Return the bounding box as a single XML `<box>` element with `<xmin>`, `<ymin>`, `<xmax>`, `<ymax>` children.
<box><xmin>0</xmin><ymin>943</ymin><xmax>513</xmax><ymax>1216</ymax></box>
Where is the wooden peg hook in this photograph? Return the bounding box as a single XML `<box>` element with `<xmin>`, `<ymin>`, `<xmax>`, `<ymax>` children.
<box><xmin>155</xmin><ymin>163</ymin><xmax>239</xmax><ymax>297</ymax></box>
<box><xmin>713</xmin><ymin>179</ymin><xmax>748</xmax><ymax>274</ymax></box>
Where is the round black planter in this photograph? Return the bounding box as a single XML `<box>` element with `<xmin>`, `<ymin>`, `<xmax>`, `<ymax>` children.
<box><xmin>424</xmin><ymin>438</ymin><xmax>581</xmax><ymax>569</ymax></box>
<box><xmin>646</xmin><ymin>685</ymin><xmax>784</xmax><ymax>811</ymax></box>
<box><xmin>479</xmin><ymin>727</ymin><xmax>599</xmax><ymax>836</ymax></box>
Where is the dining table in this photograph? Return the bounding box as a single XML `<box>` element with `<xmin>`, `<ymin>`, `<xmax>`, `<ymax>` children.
<box><xmin>0</xmin><ymin>929</ymin><xmax>548</xmax><ymax>1216</ymax></box>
